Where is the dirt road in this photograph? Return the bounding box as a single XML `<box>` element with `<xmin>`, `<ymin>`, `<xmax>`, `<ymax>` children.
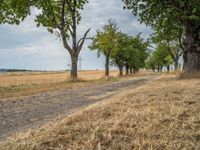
<box><xmin>0</xmin><ymin>75</ymin><xmax>159</xmax><ymax>140</ymax></box>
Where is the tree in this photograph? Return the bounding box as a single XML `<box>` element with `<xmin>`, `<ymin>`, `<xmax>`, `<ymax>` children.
<box><xmin>150</xmin><ymin>43</ymin><xmax>174</xmax><ymax>72</ymax></box>
<box><xmin>146</xmin><ymin>54</ymin><xmax>157</xmax><ymax>72</ymax></box>
<box><xmin>111</xmin><ymin>33</ymin><xmax>148</xmax><ymax>76</ymax></box>
<box><xmin>0</xmin><ymin>0</ymin><xmax>90</xmax><ymax>81</ymax></box>
<box><xmin>123</xmin><ymin>0</ymin><xmax>200</xmax><ymax>73</ymax></box>
<box><xmin>89</xmin><ymin>20</ymin><xmax>118</xmax><ymax>76</ymax></box>
<box><xmin>124</xmin><ymin>35</ymin><xmax>148</xmax><ymax>74</ymax></box>
<box><xmin>151</xmin><ymin>25</ymin><xmax>185</xmax><ymax>71</ymax></box>
<box><xmin>111</xmin><ymin>32</ymin><xmax>129</xmax><ymax>76</ymax></box>
<box><xmin>35</xmin><ymin>0</ymin><xmax>90</xmax><ymax>81</ymax></box>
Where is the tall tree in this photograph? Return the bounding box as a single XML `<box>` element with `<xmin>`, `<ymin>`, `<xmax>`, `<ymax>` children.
<box><xmin>0</xmin><ymin>0</ymin><xmax>90</xmax><ymax>81</ymax></box>
<box><xmin>123</xmin><ymin>0</ymin><xmax>200</xmax><ymax>73</ymax></box>
<box><xmin>89</xmin><ymin>20</ymin><xmax>118</xmax><ymax>76</ymax></box>
<box><xmin>35</xmin><ymin>0</ymin><xmax>90</xmax><ymax>81</ymax></box>
<box><xmin>111</xmin><ymin>32</ymin><xmax>129</xmax><ymax>76</ymax></box>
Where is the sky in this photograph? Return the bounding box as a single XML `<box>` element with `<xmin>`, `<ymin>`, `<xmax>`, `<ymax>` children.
<box><xmin>0</xmin><ymin>0</ymin><xmax>152</xmax><ymax>71</ymax></box>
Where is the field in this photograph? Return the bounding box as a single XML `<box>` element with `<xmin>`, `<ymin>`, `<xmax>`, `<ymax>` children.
<box><xmin>0</xmin><ymin>70</ymin><xmax>119</xmax><ymax>87</ymax></box>
<box><xmin>1</xmin><ymin>75</ymin><xmax>200</xmax><ymax>149</ymax></box>
<box><xmin>0</xmin><ymin>70</ymin><xmax>120</xmax><ymax>99</ymax></box>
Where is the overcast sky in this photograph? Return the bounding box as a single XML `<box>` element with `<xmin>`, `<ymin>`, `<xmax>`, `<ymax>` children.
<box><xmin>0</xmin><ymin>0</ymin><xmax>152</xmax><ymax>71</ymax></box>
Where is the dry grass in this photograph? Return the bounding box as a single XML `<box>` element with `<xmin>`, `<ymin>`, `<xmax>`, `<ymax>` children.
<box><xmin>1</xmin><ymin>75</ymin><xmax>200</xmax><ymax>150</ymax></box>
<box><xmin>0</xmin><ymin>70</ymin><xmax>119</xmax><ymax>87</ymax></box>
<box><xmin>179</xmin><ymin>72</ymin><xmax>200</xmax><ymax>79</ymax></box>
<box><xmin>0</xmin><ymin>70</ymin><xmax>119</xmax><ymax>99</ymax></box>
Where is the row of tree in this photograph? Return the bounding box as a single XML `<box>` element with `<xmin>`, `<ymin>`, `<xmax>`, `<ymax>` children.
<box><xmin>1</xmin><ymin>0</ymin><xmax>199</xmax><ymax>80</ymax></box>
<box><xmin>89</xmin><ymin>20</ymin><xmax>148</xmax><ymax>77</ymax></box>
<box><xmin>123</xmin><ymin>0</ymin><xmax>200</xmax><ymax>74</ymax></box>
<box><xmin>146</xmin><ymin>43</ymin><xmax>174</xmax><ymax>72</ymax></box>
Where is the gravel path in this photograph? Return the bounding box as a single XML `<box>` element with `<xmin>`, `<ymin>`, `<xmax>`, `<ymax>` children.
<box><xmin>0</xmin><ymin>75</ymin><xmax>159</xmax><ymax>140</ymax></box>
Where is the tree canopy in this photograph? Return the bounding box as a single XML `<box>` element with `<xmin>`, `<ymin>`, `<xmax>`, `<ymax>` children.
<box><xmin>0</xmin><ymin>0</ymin><xmax>32</xmax><ymax>24</ymax></box>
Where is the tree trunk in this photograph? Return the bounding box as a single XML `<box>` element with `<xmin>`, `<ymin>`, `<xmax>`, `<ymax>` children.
<box><xmin>105</xmin><ymin>55</ymin><xmax>110</xmax><ymax>76</ymax></box>
<box><xmin>174</xmin><ymin>58</ymin><xmax>179</xmax><ymax>71</ymax></box>
<box><xmin>167</xmin><ymin>65</ymin><xmax>170</xmax><ymax>72</ymax></box>
<box><xmin>133</xmin><ymin>68</ymin><xmax>136</xmax><ymax>73</ymax></box>
<box><xmin>130</xmin><ymin>68</ymin><xmax>133</xmax><ymax>74</ymax></box>
<box><xmin>71</xmin><ymin>54</ymin><xmax>78</xmax><ymax>81</ymax></box>
<box><xmin>160</xmin><ymin>66</ymin><xmax>163</xmax><ymax>72</ymax></box>
<box><xmin>183</xmin><ymin>24</ymin><xmax>200</xmax><ymax>73</ymax></box>
<box><xmin>118</xmin><ymin>66</ymin><xmax>123</xmax><ymax>76</ymax></box>
<box><xmin>125</xmin><ymin>65</ymin><xmax>129</xmax><ymax>75</ymax></box>
<box><xmin>157</xmin><ymin>66</ymin><xmax>160</xmax><ymax>72</ymax></box>
<box><xmin>71</xmin><ymin>5</ymin><xmax>78</xmax><ymax>81</ymax></box>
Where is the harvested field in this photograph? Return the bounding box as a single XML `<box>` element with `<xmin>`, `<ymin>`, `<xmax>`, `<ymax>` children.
<box><xmin>0</xmin><ymin>70</ymin><xmax>122</xmax><ymax>99</ymax></box>
<box><xmin>1</xmin><ymin>75</ymin><xmax>199</xmax><ymax>149</ymax></box>
<box><xmin>0</xmin><ymin>70</ymin><xmax>119</xmax><ymax>87</ymax></box>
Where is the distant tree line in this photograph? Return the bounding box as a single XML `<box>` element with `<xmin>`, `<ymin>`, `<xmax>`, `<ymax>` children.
<box><xmin>0</xmin><ymin>69</ymin><xmax>30</xmax><ymax>72</ymax></box>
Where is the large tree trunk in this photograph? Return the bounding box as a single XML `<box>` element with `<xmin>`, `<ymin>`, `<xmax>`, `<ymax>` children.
<box><xmin>183</xmin><ymin>24</ymin><xmax>200</xmax><ymax>73</ymax></box>
<box><xmin>105</xmin><ymin>55</ymin><xmax>110</xmax><ymax>76</ymax></box>
<box><xmin>71</xmin><ymin>54</ymin><xmax>78</xmax><ymax>81</ymax></box>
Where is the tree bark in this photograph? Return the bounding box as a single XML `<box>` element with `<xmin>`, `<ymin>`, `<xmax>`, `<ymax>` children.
<box><xmin>183</xmin><ymin>24</ymin><xmax>200</xmax><ymax>73</ymax></box>
<box><xmin>105</xmin><ymin>55</ymin><xmax>110</xmax><ymax>76</ymax></box>
<box><xmin>71</xmin><ymin>54</ymin><xmax>78</xmax><ymax>81</ymax></box>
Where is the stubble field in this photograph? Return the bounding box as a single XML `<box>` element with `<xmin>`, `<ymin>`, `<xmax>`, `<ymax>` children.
<box><xmin>0</xmin><ymin>70</ymin><xmax>127</xmax><ymax>99</ymax></box>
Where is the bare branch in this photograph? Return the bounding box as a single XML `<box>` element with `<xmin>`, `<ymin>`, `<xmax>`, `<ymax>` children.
<box><xmin>77</xmin><ymin>28</ymin><xmax>91</xmax><ymax>53</ymax></box>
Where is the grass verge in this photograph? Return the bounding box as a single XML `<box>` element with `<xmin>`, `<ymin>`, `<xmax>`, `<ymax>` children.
<box><xmin>1</xmin><ymin>75</ymin><xmax>200</xmax><ymax>150</ymax></box>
